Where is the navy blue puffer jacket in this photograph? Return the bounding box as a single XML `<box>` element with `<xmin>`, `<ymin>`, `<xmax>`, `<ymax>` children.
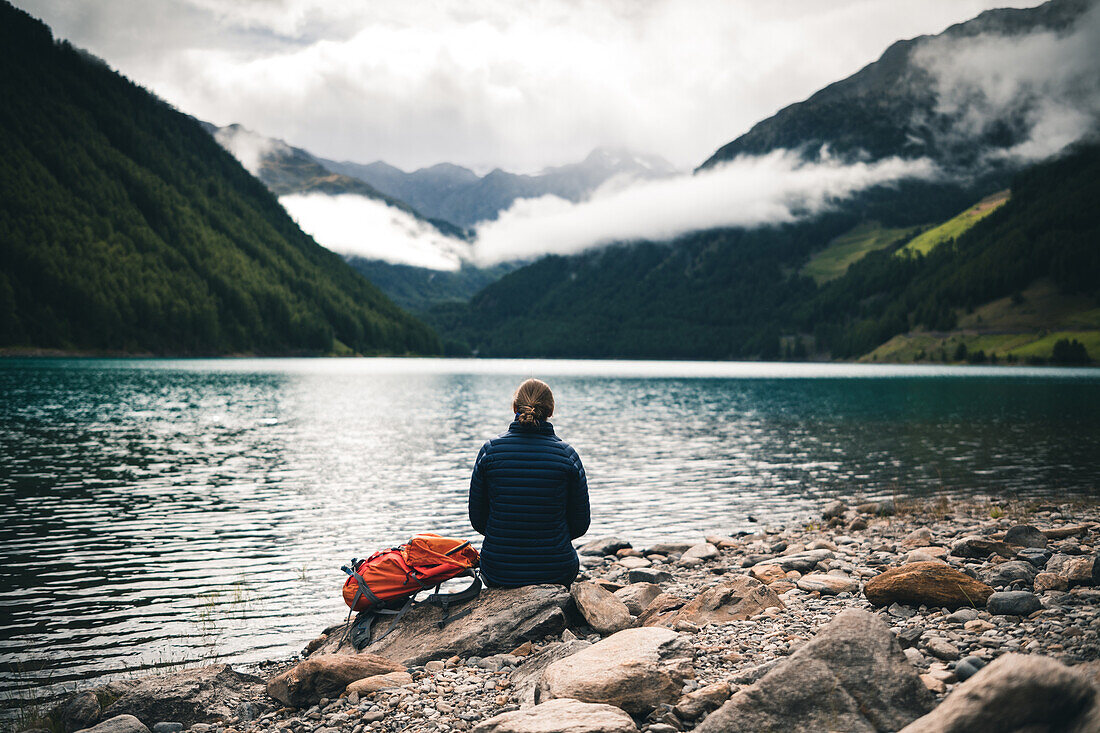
<box><xmin>469</xmin><ymin>420</ymin><xmax>590</xmax><ymax>587</ymax></box>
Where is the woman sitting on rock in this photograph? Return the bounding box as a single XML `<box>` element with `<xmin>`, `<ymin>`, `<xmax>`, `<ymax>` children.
<box><xmin>469</xmin><ymin>378</ymin><xmax>590</xmax><ymax>587</ymax></box>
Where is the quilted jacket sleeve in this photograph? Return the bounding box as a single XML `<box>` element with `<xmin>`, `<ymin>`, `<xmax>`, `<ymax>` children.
<box><xmin>566</xmin><ymin>446</ymin><xmax>590</xmax><ymax>540</ymax></box>
<box><xmin>469</xmin><ymin>442</ymin><xmax>490</xmax><ymax>535</ymax></box>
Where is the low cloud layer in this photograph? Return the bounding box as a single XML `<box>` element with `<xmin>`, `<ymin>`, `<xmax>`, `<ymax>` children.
<box><xmin>280</xmin><ymin>152</ymin><xmax>937</xmax><ymax>269</ymax></box>
<box><xmin>471</xmin><ymin>152</ymin><xmax>938</xmax><ymax>264</ymax></box>
<box><xmin>280</xmin><ymin>193</ymin><xmax>471</xmax><ymax>270</ymax></box>
<box><xmin>914</xmin><ymin>2</ymin><xmax>1100</xmax><ymax>163</ymax></box>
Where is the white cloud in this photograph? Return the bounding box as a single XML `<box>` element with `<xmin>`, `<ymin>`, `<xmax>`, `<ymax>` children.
<box><xmin>16</xmin><ymin>0</ymin><xmax>1042</xmax><ymax>171</ymax></box>
<box><xmin>279</xmin><ymin>193</ymin><xmax>471</xmax><ymax>270</ymax></box>
<box><xmin>913</xmin><ymin>2</ymin><xmax>1100</xmax><ymax>163</ymax></box>
<box><xmin>213</xmin><ymin>125</ymin><xmax>283</xmax><ymax>175</ymax></box>
<box><xmin>471</xmin><ymin>151</ymin><xmax>939</xmax><ymax>264</ymax></box>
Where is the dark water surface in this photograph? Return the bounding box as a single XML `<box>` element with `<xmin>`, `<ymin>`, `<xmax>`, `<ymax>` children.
<box><xmin>1</xmin><ymin>358</ymin><xmax>1098</xmax><ymax>710</ymax></box>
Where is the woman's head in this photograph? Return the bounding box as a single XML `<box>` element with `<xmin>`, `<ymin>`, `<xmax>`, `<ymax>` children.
<box><xmin>512</xmin><ymin>378</ymin><xmax>554</xmax><ymax>426</ymax></box>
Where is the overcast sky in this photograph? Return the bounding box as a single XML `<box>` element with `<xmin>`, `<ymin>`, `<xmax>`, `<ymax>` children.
<box><xmin>17</xmin><ymin>0</ymin><xmax>1043</xmax><ymax>172</ymax></box>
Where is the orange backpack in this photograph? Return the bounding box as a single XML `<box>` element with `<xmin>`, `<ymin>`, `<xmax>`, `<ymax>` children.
<box><xmin>341</xmin><ymin>533</ymin><xmax>481</xmax><ymax>649</ymax></box>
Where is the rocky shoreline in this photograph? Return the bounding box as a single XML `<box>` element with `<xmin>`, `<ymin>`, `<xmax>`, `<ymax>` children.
<box><xmin>41</xmin><ymin>497</ymin><xmax>1100</xmax><ymax>733</ymax></box>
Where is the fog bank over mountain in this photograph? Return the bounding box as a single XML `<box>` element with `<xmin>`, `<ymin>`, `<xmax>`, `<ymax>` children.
<box><xmin>471</xmin><ymin>152</ymin><xmax>938</xmax><ymax>265</ymax></box>
<box><xmin>281</xmin><ymin>193</ymin><xmax>470</xmax><ymax>270</ymax></box>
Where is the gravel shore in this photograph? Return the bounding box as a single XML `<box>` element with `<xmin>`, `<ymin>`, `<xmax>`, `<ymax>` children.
<box><xmin>49</xmin><ymin>497</ymin><xmax>1100</xmax><ymax>733</ymax></box>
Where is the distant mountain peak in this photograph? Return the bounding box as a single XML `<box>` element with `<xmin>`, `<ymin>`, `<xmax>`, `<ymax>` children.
<box><xmin>699</xmin><ymin>0</ymin><xmax>1099</xmax><ymax>172</ymax></box>
<box><xmin>580</xmin><ymin>146</ymin><xmax>677</xmax><ymax>174</ymax></box>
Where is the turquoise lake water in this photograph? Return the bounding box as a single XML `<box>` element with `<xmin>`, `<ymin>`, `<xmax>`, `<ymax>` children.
<box><xmin>1</xmin><ymin>358</ymin><xmax>1098</xmax><ymax>710</ymax></box>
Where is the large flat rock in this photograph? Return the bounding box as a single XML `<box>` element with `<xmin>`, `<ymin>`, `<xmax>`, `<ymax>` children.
<box><xmin>58</xmin><ymin>665</ymin><xmax>265</xmax><ymax>729</ymax></box>
<box><xmin>695</xmin><ymin>608</ymin><xmax>934</xmax><ymax>732</ymax></box>
<box><xmin>473</xmin><ymin>698</ymin><xmax>639</xmax><ymax>733</ymax></box>
<box><xmin>312</xmin><ymin>585</ymin><xmax>573</xmax><ymax>667</ymax></box>
<box><xmin>267</xmin><ymin>653</ymin><xmax>404</xmax><ymax>708</ymax></box>
<box><xmin>538</xmin><ymin>627</ymin><xmax>694</xmax><ymax>715</ymax></box>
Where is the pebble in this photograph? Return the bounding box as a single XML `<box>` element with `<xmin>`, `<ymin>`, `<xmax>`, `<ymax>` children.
<box><xmin>954</xmin><ymin>655</ymin><xmax>987</xmax><ymax>681</ymax></box>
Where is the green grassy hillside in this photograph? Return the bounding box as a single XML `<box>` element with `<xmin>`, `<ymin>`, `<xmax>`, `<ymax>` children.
<box><xmin>802</xmin><ymin>222</ymin><xmax>922</xmax><ymax>283</ymax></box>
<box><xmin>0</xmin><ymin>2</ymin><xmax>439</xmax><ymax>356</ymax></box>
<box><xmin>898</xmin><ymin>190</ymin><xmax>1010</xmax><ymax>257</ymax></box>
<box><xmin>861</xmin><ymin>280</ymin><xmax>1100</xmax><ymax>364</ymax></box>
<box><xmin>803</xmin><ymin>145</ymin><xmax>1100</xmax><ymax>362</ymax></box>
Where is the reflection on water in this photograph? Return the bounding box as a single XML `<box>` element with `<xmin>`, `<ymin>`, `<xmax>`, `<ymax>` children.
<box><xmin>1</xmin><ymin>358</ymin><xmax>1098</xmax><ymax>709</ymax></box>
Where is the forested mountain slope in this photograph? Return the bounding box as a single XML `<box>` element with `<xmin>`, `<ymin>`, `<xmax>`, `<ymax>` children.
<box><xmin>808</xmin><ymin>144</ymin><xmax>1100</xmax><ymax>362</ymax></box>
<box><xmin>432</xmin><ymin>145</ymin><xmax>1100</xmax><ymax>362</ymax></box>
<box><xmin>0</xmin><ymin>2</ymin><xmax>439</xmax><ymax>356</ymax></box>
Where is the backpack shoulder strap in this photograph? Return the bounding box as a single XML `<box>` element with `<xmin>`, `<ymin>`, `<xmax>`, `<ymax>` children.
<box><xmin>423</xmin><ymin>570</ymin><xmax>482</xmax><ymax>629</ymax></box>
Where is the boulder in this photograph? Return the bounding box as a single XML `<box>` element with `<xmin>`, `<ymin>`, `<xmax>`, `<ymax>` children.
<box><xmin>646</xmin><ymin>577</ymin><xmax>783</xmax><ymax>627</ymax></box>
<box><xmin>1003</xmin><ymin>524</ymin><xmax>1048</xmax><ymax>548</ymax></box>
<box><xmin>63</xmin><ymin>665</ymin><xmax>265</xmax><ymax>728</ymax></box>
<box><xmin>986</xmin><ymin>591</ymin><xmax>1042</xmax><ymax>616</ymax></box>
<box><xmin>950</xmin><ymin>536</ymin><xmax>1015</xmax><ymax>560</ymax></box>
<box><xmin>615</xmin><ymin>556</ymin><xmax>651</xmax><ymax>569</ymax></box>
<box><xmin>864</xmin><ymin>562</ymin><xmax>994</xmax><ymax>609</ymax></box>
<box><xmin>577</xmin><ymin>538</ymin><xmax>633</xmax><ymax>557</ymax></box>
<box><xmin>923</xmin><ymin>637</ymin><xmax>960</xmax><ymax>661</ymax></box>
<box><xmin>1035</xmin><ymin>571</ymin><xmax>1069</xmax><ymax>593</ymax></box>
<box><xmin>695</xmin><ymin>609</ymin><xmax>934</xmax><ymax>733</ymax></box>
<box><xmin>796</xmin><ymin>573</ymin><xmax>860</xmax><ymax>595</ymax></box>
<box><xmin>899</xmin><ymin>654</ymin><xmax>1099</xmax><ymax>733</ymax></box>
<box><xmin>613</xmin><ymin>583</ymin><xmax>662</xmax><ymax>616</ymax></box>
<box><xmin>646</xmin><ymin>542</ymin><xmax>695</xmax><ymax>556</ymax></box>
<box><xmin>822</xmin><ymin>500</ymin><xmax>848</xmax><ymax>519</ymax></box>
<box><xmin>635</xmin><ymin>593</ymin><xmax>687</xmax><ymax>627</ymax></box>
<box><xmin>1043</xmin><ymin>524</ymin><xmax>1092</xmax><ymax>540</ymax></box>
<box><xmin>1047</xmin><ymin>554</ymin><xmax>1100</xmax><ymax>588</ymax></box>
<box><xmin>55</xmin><ymin>691</ymin><xmax>101</xmax><ymax>733</ymax></box>
<box><xmin>752</xmin><ymin>549</ymin><xmax>834</xmax><ymax>572</ymax></box>
<box><xmin>74</xmin><ymin>716</ymin><xmax>150</xmax><ymax>733</ymax></box>
<box><xmin>538</xmin><ymin>627</ymin><xmax>694</xmax><ymax>715</ymax></box>
<box><xmin>473</xmin><ymin>698</ymin><xmax>638</xmax><ymax>733</ymax></box>
<box><xmin>680</xmin><ymin>543</ymin><xmax>719</xmax><ymax>562</ymax></box>
<box><xmin>509</xmin><ymin>640</ymin><xmax>593</xmax><ymax>707</ymax></box>
<box><xmin>1015</xmin><ymin>547</ymin><xmax>1052</xmax><ymax>568</ymax></box>
<box><xmin>905</xmin><ymin>550</ymin><xmax>948</xmax><ymax>564</ymax></box>
<box><xmin>902</xmin><ymin>528</ymin><xmax>934</xmax><ymax>548</ymax></box>
<box><xmin>627</xmin><ymin>568</ymin><xmax>673</xmax><ymax>584</ymax></box>
<box><xmin>267</xmin><ymin>654</ymin><xmax>403</xmax><ymax>708</ymax></box>
<box><xmin>312</xmin><ymin>585</ymin><xmax>573</xmax><ymax>666</ymax></box>
<box><xmin>674</xmin><ymin>681</ymin><xmax>731</xmax><ymax>721</ymax></box>
<box><xmin>983</xmin><ymin>560</ymin><xmax>1038</xmax><ymax>588</ymax></box>
<box><xmin>954</xmin><ymin>656</ymin><xmax>986</xmax><ymax>682</ymax></box>
<box><xmin>748</xmin><ymin>565</ymin><xmax>787</xmax><ymax>585</ymax></box>
<box><xmin>571</xmin><ymin>582</ymin><xmax>634</xmax><ymax>635</ymax></box>
<box><xmin>345</xmin><ymin>671</ymin><xmax>413</xmax><ymax>696</ymax></box>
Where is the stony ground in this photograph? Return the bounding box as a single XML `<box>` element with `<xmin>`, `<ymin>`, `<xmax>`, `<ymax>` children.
<box><xmin>47</xmin><ymin>497</ymin><xmax>1099</xmax><ymax>733</ymax></box>
<box><xmin>202</xmin><ymin>497</ymin><xmax>1098</xmax><ymax>733</ymax></box>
